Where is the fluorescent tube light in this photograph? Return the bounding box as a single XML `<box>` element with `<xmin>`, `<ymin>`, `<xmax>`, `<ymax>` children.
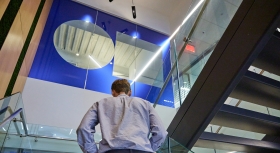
<box><xmin>89</xmin><ymin>55</ymin><xmax>102</xmax><ymax>68</ymax></box>
<box><xmin>130</xmin><ymin>0</ymin><xmax>205</xmax><ymax>85</ymax></box>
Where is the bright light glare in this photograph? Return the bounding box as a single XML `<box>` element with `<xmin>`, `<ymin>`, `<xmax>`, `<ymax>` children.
<box><xmin>89</xmin><ymin>55</ymin><xmax>101</xmax><ymax>68</ymax></box>
<box><xmin>130</xmin><ymin>0</ymin><xmax>205</xmax><ymax>85</ymax></box>
<box><xmin>85</xmin><ymin>20</ymin><xmax>90</xmax><ymax>23</ymax></box>
<box><xmin>181</xmin><ymin>87</ymin><xmax>190</xmax><ymax>91</ymax></box>
<box><xmin>2</xmin><ymin>127</ymin><xmax>6</xmax><ymax>131</ymax></box>
<box><xmin>76</xmin><ymin>53</ymin><xmax>79</xmax><ymax>56</ymax></box>
<box><xmin>133</xmin><ymin>35</ymin><xmax>137</xmax><ymax>39</ymax></box>
<box><xmin>69</xmin><ymin>129</ymin><xmax>73</xmax><ymax>135</ymax></box>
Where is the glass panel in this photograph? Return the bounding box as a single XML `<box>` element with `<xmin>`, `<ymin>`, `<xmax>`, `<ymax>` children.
<box><xmin>22</xmin><ymin>137</ymin><xmax>81</xmax><ymax>153</ymax></box>
<box><xmin>1</xmin><ymin>112</ymin><xmax>32</xmax><ymax>152</ymax></box>
<box><xmin>157</xmin><ymin>137</ymin><xmax>194</xmax><ymax>153</ymax></box>
<box><xmin>192</xmin><ymin>147</ymin><xmax>245</xmax><ymax>153</ymax></box>
<box><xmin>114</xmin><ymin>31</ymin><xmax>164</xmax><ymax>88</ymax></box>
<box><xmin>174</xmin><ymin>0</ymin><xmax>243</xmax><ymax>106</ymax></box>
<box><xmin>152</xmin><ymin>0</ymin><xmax>243</xmax><ymax>152</ymax></box>
<box><xmin>113</xmin><ymin>32</ymin><xmax>137</xmax><ymax>81</ymax></box>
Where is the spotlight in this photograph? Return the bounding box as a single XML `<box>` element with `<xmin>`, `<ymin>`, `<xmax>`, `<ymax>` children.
<box><xmin>109</xmin><ymin>0</ymin><xmax>113</xmax><ymax>2</ymax></box>
<box><xmin>132</xmin><ymin>6</ymin><xmax>136</xmax><ymax>19</ymax></box>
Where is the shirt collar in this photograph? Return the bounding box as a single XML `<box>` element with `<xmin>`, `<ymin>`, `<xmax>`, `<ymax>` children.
<box><xmin>118</xmin><ymin>93</ymin><xmax>128</xmax><ymax>97</ymax></box>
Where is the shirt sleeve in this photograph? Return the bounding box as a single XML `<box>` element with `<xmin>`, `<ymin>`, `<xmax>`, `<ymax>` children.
<box><xmin>148</xmin><ymin>103</ymin><xmax>168</xmax><ymax>151</ymax></box>
<box><xmin>76</xmin><ymin>102</ymin><xmax>99</xmax><ymax>153</ymax></box>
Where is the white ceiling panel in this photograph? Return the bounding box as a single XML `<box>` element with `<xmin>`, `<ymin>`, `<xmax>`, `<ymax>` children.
<box><xmin>202</xmin><ymin>0</ymin><xmax>241</xmax><ymax>29</ymax></box>
<box><xmin>192</xmin><ymin>19</ymin><xmax>226</xmax><ymax>45</ymax></box>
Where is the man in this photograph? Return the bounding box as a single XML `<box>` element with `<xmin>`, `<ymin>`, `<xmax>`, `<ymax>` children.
<box><xmin>77</xmin><ymin>79</ymin><xmax>167</xmax><ymax>153</ymax></box>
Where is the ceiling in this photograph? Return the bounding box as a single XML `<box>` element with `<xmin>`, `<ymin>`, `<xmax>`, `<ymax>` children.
<box><xmin>73</xmin><ymin>0</ymin><xmax>193</xmax><ymax>35</ymax></box>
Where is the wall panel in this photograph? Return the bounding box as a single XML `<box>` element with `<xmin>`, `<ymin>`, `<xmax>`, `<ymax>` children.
<box><xmin>12</xmin><ymin>0</ymin><xmax>53</xmax><ymax>94</ymax></box>
<box><xmin>0</xmin><ymin>0</ymin><xmax>9</xmax><ymax>19</ymax></box>
<box><xmin>0</xmin><ymin>0</ymin><xmax>40</xmax><ymax>98</ymax></box>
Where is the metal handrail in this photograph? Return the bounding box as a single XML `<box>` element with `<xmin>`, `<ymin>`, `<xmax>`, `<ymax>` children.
<box><xmin>28</xmin><ymin>134</ymin><xmax>78</xmax><ymax>142</ymax></box>
<box><xmin>0</xmin><ymin>108</ymin><xmax>22</xmax><ymax>128</ymax></box>
<box><xmin>0</xmin><ymin>106</ymin><xmax>28</xmax><ymax>135</ymax></box>
<box><xmin>0</xmin><ymin>106</ymin><xmax>9</xmax><ymax>115</ymax></box>
<box><xmin>153</xmin><ymin>38</ymin><xmax>188</xmax><ymax>107</ymax></box>
<box><xmin>0</xmin><ymin>131</ymin><xmax>100</xmax><ymax>144</ymax></box>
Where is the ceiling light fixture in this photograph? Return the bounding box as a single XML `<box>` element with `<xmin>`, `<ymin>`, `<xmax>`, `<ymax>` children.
<box><xmin>76</xmin><ymin>53</ymin><xmax>79</xmax><ymax>56</ymax></box>
<box><xmin>89</xmin><ymin>55</ymin><xmax>102</xmax><ymax>68</ymax></box>
<box><xmin>131</xmin><ymin>0</ymin><xmax>136</xmax><ymax>19</ymax></box>
<box><xmin>132</xmin><ymin>6</ymin><xmax>136</xmax><ymax>19</ymax></box>
<box><xmin>130</xmin><ymin>0</ymin><xmax>205</xmax><ymax>85</ymax></box>
<box><xmin>109</xmin><ymin>0</ymin><xmax>113</xmax><ymax>2</ymax></box>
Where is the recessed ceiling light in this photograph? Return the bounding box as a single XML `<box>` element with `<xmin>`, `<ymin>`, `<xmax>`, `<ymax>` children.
<box><xmin>76</xmin><ymin>53</ymin><xmax>79</xmax><ymax>56</ymax></box>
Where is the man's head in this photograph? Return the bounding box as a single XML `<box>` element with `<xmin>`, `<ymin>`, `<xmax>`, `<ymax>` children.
<box><xmin>111</xmin><ymin>79</ymin><xmax>131</xmax><ymax>97</ymax></box>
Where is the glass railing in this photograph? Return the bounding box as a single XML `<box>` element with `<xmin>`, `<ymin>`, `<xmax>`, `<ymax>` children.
<box><xmin>0</xmin><ymin>93</ymin><xmax>192</xmax><ymax>153</ymax></box>
<box><xmin>0</xmin><ymin>93</ymin><xmax>32</xmax><ymax>152</ymax></box>
<box><xmin>158</xmin><ymin>137</ymin><xmax>194</xmax><ymax>153</ymax></box>
<box><xmin>150</xmin><ymin>0</ymin><xmax>243</xmax><ymax>151</ymax></box>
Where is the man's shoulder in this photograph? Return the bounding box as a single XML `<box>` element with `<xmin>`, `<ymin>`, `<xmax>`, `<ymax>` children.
<box><xmin>98</xmin><ymin>97</ymin><xmax>115</xmax><ymax>102</ymax></box>
<box><xmin>132</xmin><ymin>96</ymin><xmax>148</xmax><ymax>102</ymax></box>
<box><xmin>97</xmin><ymin>96</ymin><xmax>151</xmax><ymax>104</ymax></box>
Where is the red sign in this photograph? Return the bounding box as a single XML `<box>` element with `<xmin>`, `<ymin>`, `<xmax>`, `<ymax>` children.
<box><xmin>185</xmin><ymin>44</ymin><xmax>195</xmax><ymax>53</ymax></box>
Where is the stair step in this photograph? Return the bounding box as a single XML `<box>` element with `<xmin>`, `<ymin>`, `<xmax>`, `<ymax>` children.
<box><xmin>195</xmin><ymin>132</ymin><xmax>280</xmax><ymax>153</ymax></box>
<box><xmin>211</xmin><ymin>104</ymin><xmax>280</xmax><ymax>135</ymax></box>
<box><xmin>252</xmin><ymin>35</ymin><xmax>280</xmax><ymax>76</ymax></box>
<box><xmin>230</xmin><ymin>71</ymin><xmax>280</xmax><ymax>110</ymax></box>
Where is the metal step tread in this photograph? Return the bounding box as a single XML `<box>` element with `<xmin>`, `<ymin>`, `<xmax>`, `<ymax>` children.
<box><xmin>195</xmin><ymin>132</ymin><xmax>280</xmax><ymax>153</ymax></box>
<box><xmin>252</xmin><ymin>35</ymin><xmax>280</xmax><ymax>76</ymax></box>
<box><xmin>211</xmin><ymin>104</ymin><xmax>280</xmax><ymax>135</ymax></box>
<box><xmin>230</xmin><ymin>71</ymin><xmax>280</xmax><ymax>110</ymax></box>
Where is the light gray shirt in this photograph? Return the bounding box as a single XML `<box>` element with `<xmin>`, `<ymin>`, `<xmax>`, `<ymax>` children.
<box><xmin>76</xmin><ymin>94</ymin><xmax>167</xmax><ymax>153</ymax></box>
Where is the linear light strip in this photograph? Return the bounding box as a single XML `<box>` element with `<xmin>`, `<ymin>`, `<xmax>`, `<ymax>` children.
<box><xmin>89</xmin><ymin>55</ymin><xmax>102</xmax><ymax>68</ymax></box>
<box><xmin>130</xmin><ymin>0</ymin><xmax>205</xmax><ymax>85</ymax></box>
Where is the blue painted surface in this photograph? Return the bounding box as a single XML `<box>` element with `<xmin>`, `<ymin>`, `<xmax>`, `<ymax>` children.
<box><xmin>29</xmin><ymin>0</ymin><xmax>174</xmax><ymax>107</ymax></box>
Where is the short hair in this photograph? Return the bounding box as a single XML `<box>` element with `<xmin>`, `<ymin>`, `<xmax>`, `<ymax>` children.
<box><xmin>111</xmin><ymin>79</ymin><xmax>131</xmax><ymax>94</ymax></box>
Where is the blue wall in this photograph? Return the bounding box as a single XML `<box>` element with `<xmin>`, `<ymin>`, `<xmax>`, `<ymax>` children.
<box><xmin>29</xmin><ymin>0</ymin><xmax>174</xmax><ymax>107</ymax></box>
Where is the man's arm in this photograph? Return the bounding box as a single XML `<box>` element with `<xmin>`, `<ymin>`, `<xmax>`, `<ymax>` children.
<box><xmin>148</xmin><ymin>104</ymin><xmax>168</xmax><ymax>151</ymax></box>
<box><xmin>76</xmin><ymin>102</ymin><xmax>99</xmax><ymax>153</ymax></box>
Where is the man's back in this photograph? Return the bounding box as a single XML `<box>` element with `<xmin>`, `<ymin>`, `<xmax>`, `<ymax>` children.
<box><xmin>98</xmin><ymin>94</ymin><xmax>154</xmax><ymax>152</ymax></box>
<box><xmin>77</xmin><ymin>79</ymin><xmax>167</xmax><ymax>153</ymax></box>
